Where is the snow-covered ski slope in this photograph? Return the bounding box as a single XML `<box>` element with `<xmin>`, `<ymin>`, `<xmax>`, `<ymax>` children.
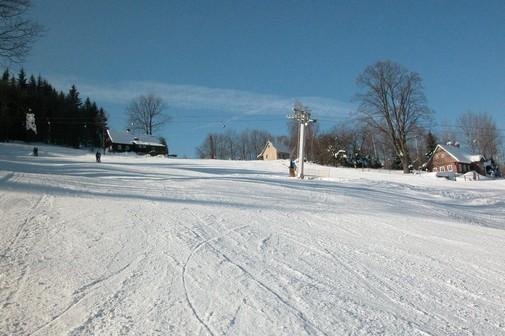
<box><xmin>1</xmin><ymin>142</ymin><xmax>504</xmax><ymax>336</ymax></box>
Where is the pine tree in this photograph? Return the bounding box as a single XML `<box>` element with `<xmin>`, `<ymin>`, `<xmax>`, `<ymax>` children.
<box><xmin>67</xmin><ymin>85</ymin><xmax>81</xmax><ymax>109</ymax></box>
<box><xmin>95</xmin><ymin>107</ymin><xmax>107</xmax><ymax>148</ymax></box>
<box><xmin>37</xmin><ymin>75</ymin><xmax>43</xmax><ymax>90</ymax></box>
<box><xmin>28</xmin><ymin>75</ymin><xmax>37</xmax><ymax>90</ymax></box>
<box><xmin>1</xmin><ymin>69</ymin><xmax>9</xmax><ymax>81</ymax></box>
<box><xmin>425</xmin><ymin>131</ymin><xmax>437</xmax><ymax>157</ymax></box>
<box><xmin>17</xmin><ymin>68</ymin><xmax>27</xmax><ymax>88</ymax></box>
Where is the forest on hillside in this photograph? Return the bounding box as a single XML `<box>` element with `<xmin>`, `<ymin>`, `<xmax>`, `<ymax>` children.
<box><xmin>0</xmin><ymin>68</ymin><xmax>108</xmax><ymax>148</ymax></box>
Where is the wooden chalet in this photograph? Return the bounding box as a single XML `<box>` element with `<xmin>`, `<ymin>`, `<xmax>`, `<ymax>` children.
<box><xmin>105</xmin><ymin>129</ymin><xmax>167</xmax><ymax>155</ymax></box>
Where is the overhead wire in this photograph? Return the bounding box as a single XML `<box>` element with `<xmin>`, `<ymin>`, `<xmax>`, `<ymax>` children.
<box><xmin>41</xmin><ymin>113</ymin><xmax>505</xmax><ymax>135</ymax></box>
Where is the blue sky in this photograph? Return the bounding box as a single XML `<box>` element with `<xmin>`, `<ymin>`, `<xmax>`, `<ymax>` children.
<box><xmin>19</xmin><ymin>0</ymin><xmax>505</xmax><ymax>156</ymax></box>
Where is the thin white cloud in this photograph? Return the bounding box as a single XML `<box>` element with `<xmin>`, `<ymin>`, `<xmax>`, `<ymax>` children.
<box><xmin>49</xmin><ymin>76</ymin><xmax>353</xmax><ymax>117</ymax></box>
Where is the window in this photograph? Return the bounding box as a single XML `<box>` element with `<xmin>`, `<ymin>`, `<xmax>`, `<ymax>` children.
<box><xmin>433</xmin><ymin>167</ymin><xmax>438</xmax><ymax>172</ymax></box>
<box><xmin>118</xmin><ymin>145</ymin><xmax>122</xmax><ymax>150</ymax></box>
<box><xmin>447</xmin><ymin>165</ymin><xmax>453</xmax><ymax>172</ymax></box>
<box><xmin>440</xmin><ymin>166</ymin><xmax>445</xmax><ymax>172</ymax></box>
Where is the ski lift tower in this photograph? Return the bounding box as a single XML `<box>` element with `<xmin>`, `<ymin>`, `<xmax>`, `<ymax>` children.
<box><xmin>288</xmin><ymin>103</ymin><xmax>316</xmax><ymax>179</ymax></box>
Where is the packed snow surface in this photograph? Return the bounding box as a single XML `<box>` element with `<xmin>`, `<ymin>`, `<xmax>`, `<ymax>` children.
<box><xmin>1</xmin><ymin>143</ymin><xmax>505</xmax><ymax>336</ymax></box>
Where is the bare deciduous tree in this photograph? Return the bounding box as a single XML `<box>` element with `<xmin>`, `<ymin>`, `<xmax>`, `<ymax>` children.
<box><xmin>126</xmin><ymin>94</ymin><xmax>169</xmax><ymax>135</ymax></box>
<box><xmin>311</xmin><ymin>123</ymin><xmax>382</xmax><ymax>168</ymax></box>
<box><xmin>355</xmin><ymin>60</ymin><xmax>432</xmax><ymax>173</ymax></box>
<box><xmin>459</xmin><ymin>111</ymin><xmax>501</xmax><ymax>159</ymax></box>
<box><xmin>439</xmin><ymin>120</ymin><xmax>458</xmax><ymax>146</ymax></box>
<box><xmin>0</xmin><ymin>0</ymin><xmax>42</xmax><ymax>63</ymax></box>
<box><xmin>196</xmin><ymin>129</ymin><xmax>272</xmax><ymax>160</ymax></box>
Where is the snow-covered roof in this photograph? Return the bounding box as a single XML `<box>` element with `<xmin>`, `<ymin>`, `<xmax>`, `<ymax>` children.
<box><xmin>469</xmin><ymin>154</ymin><xmax>484</xmax><ymax>162</ymax></box>
<box><xmin>107</xmin><ymin>129</ymin><xmax>165</xmax><ymax>147</ymax></box>
<box><xmin>436</xmin><ymin>144</ymin><xmax>484</xmax><ymax>163</ymax></box>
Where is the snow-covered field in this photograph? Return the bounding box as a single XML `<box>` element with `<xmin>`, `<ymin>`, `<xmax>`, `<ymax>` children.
<box><xmin>1</xmin><ymin>142</ymin><xmax>504</xmax><ymax>336</ymax></box>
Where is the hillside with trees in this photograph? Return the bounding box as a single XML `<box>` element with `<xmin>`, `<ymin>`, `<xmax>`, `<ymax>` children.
<box><xmin>0</xmin><ymin>68</ymin><xmax>108</xmax><ymax>148</ymax></box>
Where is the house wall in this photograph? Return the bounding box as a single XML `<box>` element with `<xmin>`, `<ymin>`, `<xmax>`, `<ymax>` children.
<box><xmin>262</xmin><ymin>144</ymin><xmax>278</xmax><ymax>160</ymax></box>
<box><xmin>455</xmin><ymin>162</ymin><xmax>472</xmax><ymax>173</ymax></box>
<box><xmin>428</xmin><ymin>147</ymin><xmax>476</xmax><ymax>173</ymax></box>
<box><xmin>259</xmin><ymin>142</ymin><xmax>289</xmax><ymax>160</ymax></box>
<box><xmin>429</xmin><ymin>149</ymin><xmax>460</xmax><ymax>173</ymax></box>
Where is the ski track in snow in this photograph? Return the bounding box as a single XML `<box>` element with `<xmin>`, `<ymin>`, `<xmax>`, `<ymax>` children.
<box><xmin>1</xmin><ymin>143</ymin><xmax>505</xmax><ymax>335</ymax></box>
<box><xmin>2</xmin><ymin>191</ymin><xmax>46</xmax><ymax>257</ymax></box>
<box><xmin>1</xmin><ymin>191</ymin><xmax>55</xmax><ymax>332</ymax></box>
<box><xmin>181</xmin><ymin>222</ymin><xmax>248</xmax><ymax>336</ymax></box>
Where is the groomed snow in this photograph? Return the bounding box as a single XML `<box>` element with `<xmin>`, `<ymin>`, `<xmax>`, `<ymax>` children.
<box><xmin>1</xmin><ymin>143</ymin><xmax>504</xmax><ymax>335</ymax></box>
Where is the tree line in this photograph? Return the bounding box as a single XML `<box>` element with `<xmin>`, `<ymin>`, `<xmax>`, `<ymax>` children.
<box><xmin>196</xmin><ymin>121</ymin><xmax>434</xmax><ymax>170</ymax></box>
<box><xmin>197</xmin><ymin>60</ymin><xmax>503</xmax><ymax>173</ymax></box>
<box><xmin>196</xmin><ymin>129</ymin><xmax>288</xmax><ymax>160</ymax></box>
<box><xmin>197</xmin><ymin>111</ymin><xmax>502</xmax><ymax>172</ymax></box>
<box><xmin>0</xmin><ymin>68</ymin><xmax>108</xmax><ymax>148</ymax></box>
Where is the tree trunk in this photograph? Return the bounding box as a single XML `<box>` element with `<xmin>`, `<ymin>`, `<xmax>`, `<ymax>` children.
<box><xmin>402</xmin><ymin>159</ymin><xmax>410</xmax><ymax>174</ymax></box>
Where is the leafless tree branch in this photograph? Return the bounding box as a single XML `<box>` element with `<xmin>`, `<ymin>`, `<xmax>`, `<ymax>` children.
<box><xmin>0</xmin><ymin>0</ymin><xmax>42</xmax><ymax>64</ymax></box>
<box><xmin>126</xmin><ymin>94</ymin><xmax>169</xmax><ymax>135</ymax></box>
<box><xmin>459</xmin><ymin>111</ymin><xmax>501</xmax><ymax>159</ymax></box>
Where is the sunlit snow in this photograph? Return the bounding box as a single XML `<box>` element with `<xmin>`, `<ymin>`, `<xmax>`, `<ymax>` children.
<box><xmin>1</xmin><ymin>143</ymin><xmax>504</xmax><ymax>335</ymax></box>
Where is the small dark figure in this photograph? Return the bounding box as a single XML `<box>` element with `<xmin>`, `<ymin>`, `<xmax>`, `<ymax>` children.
<box><xmin>289</xmin><ymin>159</ymin><xmax>296</xmax><ymax>177</ymax></box>
<box><xmin>95</xmin><ymin>151</ymin><xmax>101</xmax><ymax>163</ymax></box>
<box><xmin>33</xmin><ymin>147</ymin><xmax>38</xmax><ymax>156</ymax></box>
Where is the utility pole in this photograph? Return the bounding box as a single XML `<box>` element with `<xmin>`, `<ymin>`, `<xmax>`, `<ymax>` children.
<box><xmin>288</xmin><ymin>103</ymin><xmax>316</xmax><ymax>179</ymax></box>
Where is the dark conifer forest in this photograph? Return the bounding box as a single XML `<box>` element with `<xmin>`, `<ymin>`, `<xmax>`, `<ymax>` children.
<box><xmin>0</xmin><ymin>68</ymin><xmax>108</xmax><ymax>148</ymax></box>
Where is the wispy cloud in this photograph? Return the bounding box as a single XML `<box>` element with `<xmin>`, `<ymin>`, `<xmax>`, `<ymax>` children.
<box><xmin>49</xmin><ymin>76</ymin><xmax>353</xmax><ymax>117</ymax></box>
